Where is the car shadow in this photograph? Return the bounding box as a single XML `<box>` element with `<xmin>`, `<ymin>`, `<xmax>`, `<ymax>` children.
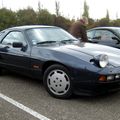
<box><xmin>1</xmin><ymin>70</ymin><xmax>43</xmax><ymax>86</ymax></box>
<box><xmin>2</xmin><ymin>70</ymin><xmax>120</xmax><ymax>102</ymax></box>
<box><xmin>70</xmin><ymin>91</ymin><xmax>120</xmax><ymax>103</ymax></box>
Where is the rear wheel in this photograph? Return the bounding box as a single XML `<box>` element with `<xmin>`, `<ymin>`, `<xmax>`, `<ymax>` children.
<box><xmin>43</xmin><ymin>64</ymin><xmax>73</xmax><ymax>99</ymax></box>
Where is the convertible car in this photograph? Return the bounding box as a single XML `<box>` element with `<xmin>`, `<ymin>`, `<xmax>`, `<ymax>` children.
<box><xmin>0</xmin><ymin>25</ymin><xmax>120</xmax><ymax>99</ymax></box>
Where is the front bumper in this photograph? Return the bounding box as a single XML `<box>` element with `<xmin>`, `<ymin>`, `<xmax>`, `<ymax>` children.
<box><xmin>71</xmin><ymin>66</ymin><xmax>120</xmax><ymax>96</ymax></box>
<box><xmin>95</xmin><ymin>80</ymin><xmax>120</xmax><ymax>93</ymax></box>
<box><xmin>73</xmin><ymin>79</ymin><xmax>120</xmax><ymax>96</ymax></box>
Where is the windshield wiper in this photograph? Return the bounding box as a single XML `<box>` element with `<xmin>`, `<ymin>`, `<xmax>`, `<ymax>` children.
<box><xmin>37</xmin><ymin>41</ymin><xmax>57</xmax><ymax>45</ymax></box>
<box><xmin>60</xmin><ymin>39</ymin><xmax>78</xmax><ymax>44</ymax></box>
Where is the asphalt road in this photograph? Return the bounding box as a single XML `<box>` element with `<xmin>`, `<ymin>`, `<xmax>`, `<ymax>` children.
<box><xmin>0</xmin><ymin>71</ymin><xmax>120</xmax><ymax>120</ymax></box>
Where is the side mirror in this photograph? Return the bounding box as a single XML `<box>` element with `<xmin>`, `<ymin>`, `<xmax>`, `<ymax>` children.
<box><xmin>112</xmin><ymin>37</ymin><xmax>119</xmax><ymax>40</ymax></box>
<box><xmin>12</xmin><ymin>42</ymin><xmax>23</xmax><ymax>48</ymax></box>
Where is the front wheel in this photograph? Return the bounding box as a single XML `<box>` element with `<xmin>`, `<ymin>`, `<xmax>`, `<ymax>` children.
<box><xmin>43</xmin><ymin>64</ymin><xmax>73</xmax><ymax>99</ymax></box>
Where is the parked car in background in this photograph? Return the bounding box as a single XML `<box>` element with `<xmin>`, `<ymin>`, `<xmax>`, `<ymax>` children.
<box><xmin>87</xmin><ymin>27</ymin><xmax>120</xmax><ymax>48</ymax></box>
<box><xmin>1</xmin><ymin>25</ymin><xmax>120</xmax><ymax>99</ymax></box>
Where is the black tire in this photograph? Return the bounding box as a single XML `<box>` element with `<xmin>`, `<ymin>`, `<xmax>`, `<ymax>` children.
<box><xmin>43</xmin><ymin>64</ymin><xmax>73</xmax><ymax>99</ymax></box>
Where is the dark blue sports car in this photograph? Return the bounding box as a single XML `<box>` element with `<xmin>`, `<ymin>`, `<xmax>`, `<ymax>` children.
<box><xmin>0</xmin><ymin>25</ymin><xmax>120</xmax><ymax>99</ymax></box>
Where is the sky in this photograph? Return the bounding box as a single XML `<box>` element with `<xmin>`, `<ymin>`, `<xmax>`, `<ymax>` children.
<box><xmin>0</xmin><ymin>0</ymin><xmax>120</xmax><ymax>20</ymax></box>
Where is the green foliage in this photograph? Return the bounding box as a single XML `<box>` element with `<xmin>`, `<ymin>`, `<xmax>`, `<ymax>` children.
<box><xmin>110</xmin><ymin>19</ymin><xmax>120</xmax><ymax>27</ymax></box>
<box><xmin>54</xmin><ymin>16</ymin><xmax>72</xmax><ymax>30</ymax></box>
<box><xmin>0</xmin><ymin>3</ymin><xmax>120</xmax><ymax>32</ymax></box>
<box><xmin>96</xmin><ymin>18</ymin><xmax>110</xmax><ymax>27</ymax></box>
<box><xmin>0</xmin><ymin>7</ymin><xmax>72</xmax><ymax>31</ymax></box>
<box><xmin>82</xmin><ymin>0</ymin><xmax>89</xmax><ymax>18</ymax></box>
<box><xmin>16</xmin><ymin>7</ymin><xmax>37</xmax><ymax>25</ymax></box>
<box><xmin>37</xmin><ymin>9</ymin><xmax>54</xmax><ymax>25</ymax></box>
<box><xmin>87</xmin><ymin>18</ymin><xmax>95</xmax><ymax>29</ymax></box>
<box><xmin>0</xmin><ymin>8</ymin><xmax>17</xmax><ymax>30</ymax></box>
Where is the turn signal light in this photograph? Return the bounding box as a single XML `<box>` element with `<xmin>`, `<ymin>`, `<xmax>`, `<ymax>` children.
<box><xmin>99</xmin><ymin>75</ymin><xmax>107</xmax><ymax>81</ymax></box>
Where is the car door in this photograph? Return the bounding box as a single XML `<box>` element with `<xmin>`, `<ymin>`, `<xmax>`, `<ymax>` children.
<box><xmin>0</xmin><ymin>31</ymin><xmax>31</xmax><ymax>75</ymax></box>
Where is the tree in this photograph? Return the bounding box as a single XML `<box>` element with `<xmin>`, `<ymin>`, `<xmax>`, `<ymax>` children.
<box><xmin>54</xmin><ymin>16</ymin><xmax>72</xmax><ymax>30</ymax></box>
<box><xmin>82</xmin><ymin>0</ymin><xmax>89</xmax><ymax>18</ymax></box>
<box><xmin>96</xmin><ymin>18</ymin><xmax>110</xmax><ymax>27</ymax></box>
<box><xmin>38</xmin><ymin>1</ymin><xmax>41</xmax><ymax>12</ymax></box>
<box><xmin>55</xmin><ymin>1</ymin><xmax>61</xmax><ymax>17</ymax></box>
<box><xmin>0</xmin><ymin>8</ymin><xmax>17</xmax><ymax>30</ymax></box>
<box><xmin>87</xmin><ymin>18</ymin><xmax>95</xmax><ymax>29</ymax></box>
<box><xmin>16</xmin><ymin>7</ymin><xmax>37</xmax><ymax>25</ymax></box>
<box><xmin>37</xmin><ymin>9</ymin><xmax>54</xmax><ymax>25</ymax></box>
<box><xmin>111</xmin><ymin>19</ymin><xmax>120</xmax><ymax>26</ymax></box>
<box><xmin>106</xmin><ymin>9</ymin><xmax>110</xmax><ymax>20</ymax></box>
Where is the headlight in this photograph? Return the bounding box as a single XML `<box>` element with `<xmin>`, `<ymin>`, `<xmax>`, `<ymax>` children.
<box><xmin>99</xmin><ymin>54</ymin><xmax>108</xmax><ymax>68</ymax></box>
<box><xmin>90</xmin><ymin>54</ymin><xmax>108</xmax><ymax>68</ymax></box>
<box><xmin>90</xmin><ymin>54</ymin><xmax>109</xmax><ymax>68</ymax></box>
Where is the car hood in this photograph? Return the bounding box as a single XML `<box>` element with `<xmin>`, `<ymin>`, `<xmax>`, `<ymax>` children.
<box><xmin>53</xmin><ymin>43</ymin><xmax>120</xmax><ymax>67</ymax></box>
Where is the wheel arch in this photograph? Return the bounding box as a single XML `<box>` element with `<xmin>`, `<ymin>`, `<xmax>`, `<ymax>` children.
<box><xmin>42</xmin><ymin>61</ymin><xmax>71</xmax><ymax>76</ymax></box>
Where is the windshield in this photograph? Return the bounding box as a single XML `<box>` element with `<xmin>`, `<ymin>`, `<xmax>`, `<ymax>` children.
<box><xmin>26</xmin><ymin>27</ymin><xmax>77</xmax><ymax>45</ymax></box>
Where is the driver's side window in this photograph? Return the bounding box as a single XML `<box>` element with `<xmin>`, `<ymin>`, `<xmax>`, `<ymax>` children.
<box><xmin>2</xmin><ymin>31</ymin><xmax>26</xmax><ymax>46</ymax></box>
<box><xmin>93</xmin><ymin>30</ymin><xmax>116</xmax><ymax>41</ymax></box>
